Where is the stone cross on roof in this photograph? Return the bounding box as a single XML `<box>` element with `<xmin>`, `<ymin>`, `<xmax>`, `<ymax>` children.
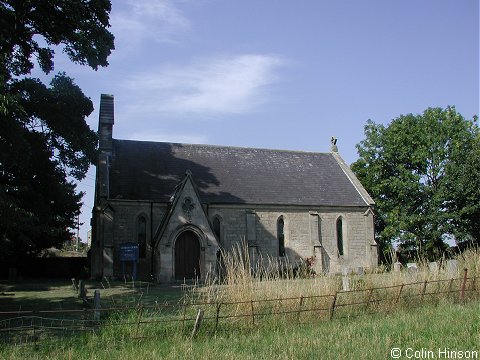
<box><xmin>330</xmin><ymin>137</ymin><xmax>338</xmax><ymax>152</ymax></box>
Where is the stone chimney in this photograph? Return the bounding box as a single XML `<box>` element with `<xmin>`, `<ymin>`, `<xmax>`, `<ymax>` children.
<box><xmin>96</xmin><ymin>94</ymin><xmax>114</xmax><ymax>200</ymax></box>
<box><xmin>98</xmin><ymin>94</ymin><xmax>114</xmax><ymax>151</ymax></box>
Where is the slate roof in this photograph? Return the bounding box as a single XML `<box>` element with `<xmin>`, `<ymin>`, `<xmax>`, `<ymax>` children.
<box><xmin>109</xmin><ymin>140</ymin><xmax>371</xmax><ymax>207</ymax></box>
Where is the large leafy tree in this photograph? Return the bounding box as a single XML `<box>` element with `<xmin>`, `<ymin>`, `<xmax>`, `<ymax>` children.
<box><xmin>352</xmin><ymin>107</ymin><xmax>479</xmax><ymax>261</ymax></box>
<box><xmin>0</xmin><ymin>0</ymin><xmax>114</xmax><ymax>264</ymax></box>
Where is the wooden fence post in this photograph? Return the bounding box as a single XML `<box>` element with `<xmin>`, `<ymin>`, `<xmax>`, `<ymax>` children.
<box><xmin>134</xmin><ymin>305</ymin><xmax>144</xmax><ymax>338</ymax></box>
<box><xmin>448</xmin><ymin>278</ymin><xmax>454</xmax><ymax>297</ymax></box>
<box><xmin>421</xmin><ymin>281</ymin><xmax>428</xmax><ymax>302</ymax></box>
<box><xmin>297</xmin><ymin>296</ymin><xmax>304</xmax><ymax>324</ymax></box>
<box><xmin>329</xmin><ymin>292</ymin><xmax>337</xmax><ymax>320</ymax></box>
<box><xmin>32</xmin><ymin>317</ymin><xmax>36</xmax><ymax>348</ymax></box>
<box><xmin>191</xmin><ymin>309</ymin><xmax>204</xmax><ymax>338</ymax></box>
<box><xmin>182</xmin><ymin>302</ymin><xmax>187</xmax><ymax>333</ymax></box>
<box><xmin>250</xmin><ymin>300</ymin><xmax>255</xmax><ymax>326</ymax></box>
<box><xmin>215</xmin><ymin>303</ymin><xmax>222</xmax><ymax>332</ymax></box>
<box><xmin>365</xmin><ymin>288</ymin><xmax>374</xmax><ymax>312</ymax></box>
<box><xmin>460</xmin><ymin>268</ymin><xmax>468</xmax><ymax>302</ymax></box>
<box><xmin>395</xmin><ymin>284</ymin><xmax>404</xmax><ymax>305</ymax></box>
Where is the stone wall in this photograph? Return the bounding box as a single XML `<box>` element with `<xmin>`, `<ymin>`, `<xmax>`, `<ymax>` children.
<box><xmin>207</xmin><ymin>205</ymin><xmax>376</xmax><ymax>274</ymax></box>
<box><xmin>104</xmin><ymin>200</ymin><xmax>167</xmax><ymax>279</ymax></box>
<box><xmin>95</xmin><ymin>200</ymin><xmax>377</xmax><ymax>280</ymax></box>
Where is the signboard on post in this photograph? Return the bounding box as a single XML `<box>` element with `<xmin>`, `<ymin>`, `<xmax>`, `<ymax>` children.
<box><xmin>120</xmin><ymin>242</ymin><xmax>139</xmax><ymax>280</ymax></box>
<box><xmin>120</xmin><ymin>242</ymin><xmax>139</xmax><ymax>261</ymax></box>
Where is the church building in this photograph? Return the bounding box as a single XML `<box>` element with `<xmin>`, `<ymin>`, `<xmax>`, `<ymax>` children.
<box><xmin>90</xmin><ymin>94</ymin><xmax>378</xmax><ymax>282</ymax></box>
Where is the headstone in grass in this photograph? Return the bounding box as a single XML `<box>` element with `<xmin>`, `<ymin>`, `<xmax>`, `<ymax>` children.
<box><xmin>78</xmin><ymin>280</ymin><xmax>87</xmax><ymax>300</ymax></box>
<box><xmin>393</xmin><ymin>262</ymin><xmax>402</xmax><ymax>272</ymax></box>
<box><xmin>71</xmin><ymin>278</ymin><xmax>78</xmax><ymax>291</ymax></box>
<box><xmin>446</xmin><ymin>260</ymin><xmax>458</xmax><ymax>278</ymax></box>
<box><xmin>356</xmin><ymin>267</ymin><xmax>364</xmax><ymax>275</ymax></box>
<box><xmin>428</xmin><ymin>262</ymin><xmax>439</xmax><ymax>273</ymax></box>
<box><xmin>342</xmin><ymin>267</ymin><xmax>350</xmax><ymax>291</ymax></box>
<box><xmin>406</xmin><ymin>263</ymin><xmax>418</xmax><ymax>272</ymax></box>
<box><xmin>94</xmin><ymin>290</ymin><xmax>101</xmax><ymax>320</ymax></box>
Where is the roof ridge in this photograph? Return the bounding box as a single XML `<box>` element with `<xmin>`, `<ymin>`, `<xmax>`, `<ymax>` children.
<box><xmin>113</xmin><ymin>138</ymin><xmax>331</xmax><ymax>155</ymax></box>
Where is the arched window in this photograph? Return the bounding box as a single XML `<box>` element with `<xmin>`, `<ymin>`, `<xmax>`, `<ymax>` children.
<box><xmin>213</xmin><ymin>216</ymin><xmax>221</xmax><ymax>245</ymax></box>
<box><xmin>277</xmin><ymin>217</ymin><xmax>285</xmax><ymax>257</ymax></box>
<box><xmin>336</xmin><ymin>217</ymin><xmax>344</xmax><ymax>256</ymax></box>
<box><xmin>137</xmin><ymin>215</ymin><xmax>147</xmax><ymax>258</ymax></box>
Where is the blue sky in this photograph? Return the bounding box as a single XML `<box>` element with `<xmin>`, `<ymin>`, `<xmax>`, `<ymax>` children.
<box><xmin>39</xmin><ymin>0</ymin><xmax>479</xmax><ymax>242</ymax></box>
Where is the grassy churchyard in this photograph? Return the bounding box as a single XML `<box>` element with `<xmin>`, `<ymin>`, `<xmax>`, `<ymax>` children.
<box><xmin>0</xmin><ymin>279</ymin><xmax>185</xmax><ymax>312</ymax></box>
<box><xmin>0</xmin><ymin>248</ymin><xmax>479</xmax><ymax>359</ymax></box>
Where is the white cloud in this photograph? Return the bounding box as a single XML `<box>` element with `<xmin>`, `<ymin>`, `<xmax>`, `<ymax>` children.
<box><xmin>111</xmin><ymin>0</ymin><xmax>190</xmax><ymax>46</ymax></box>
<box><xmin>121</xmin><ymin>54</ymin><xmax>285</xmax><ymax>117</ymax></box>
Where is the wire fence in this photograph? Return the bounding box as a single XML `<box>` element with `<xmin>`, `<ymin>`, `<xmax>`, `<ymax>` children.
<box><xmin>0</xmin><ymin>270</ymin><xmax>478</xmax><ymax>347</ymax></box>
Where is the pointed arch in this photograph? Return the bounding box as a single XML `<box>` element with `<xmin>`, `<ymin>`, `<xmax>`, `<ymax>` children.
<box><xmin>277</xmin><ymin>216</ymin><xmax>285</xmax><ymax>257</ymax></box>
<box><xmin>212</xmin><ymin>215</ymin><xmax>223</xmax><ymax>247</ymax></box>
<box><xmin>336</xmin><ymin>217</ymin><xmax>344</xmax><ymax>257</ymax></box>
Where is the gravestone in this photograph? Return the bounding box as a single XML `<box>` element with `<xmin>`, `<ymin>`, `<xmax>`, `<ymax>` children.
<box><xmin>94</xmin><ymin>290</ymin><xmax>101</xmax><ymax>320</ymax></box>
<box><xmin>342</xmin><ymin>267</ymin><xmax>350</xmax><ymax>291</ymax></box>
<box><xmin>71</xmin><ymin>278</ymin><xmax>78</xmax><ymax>291</ymax></box>
<box><xmin>428</xmin><ymin>262</ymin><xmax>438</xmax><ymax>273</ymax></box>
<box><xmin>78</xmin><ymin>280</ymin><xmax>87</xmax><ymax>300</ymax></box>
<box><xmin>446</xmin><ymin>260</ymin><xmax>458</xmax><ymax>278</ymax></box>
<box><xmin>356</xmin><ymin>267</ymin><xmax>364</xmax><ymax>275</ymax></box>
<box><xmin>393</xmin><ymin>262</ymin><xmax>402</xmax><ymax>272</ymax></box>
<box><xmin>406</xmin><ymin>263</ymin><xmax>418</xmax><ymax>272</ymax></box>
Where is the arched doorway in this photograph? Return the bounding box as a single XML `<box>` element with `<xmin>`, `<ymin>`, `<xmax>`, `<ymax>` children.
<box><xmin>174</xmin><ymin>231</ymin><xmax>201</xmax><ymax>280</ymax></box>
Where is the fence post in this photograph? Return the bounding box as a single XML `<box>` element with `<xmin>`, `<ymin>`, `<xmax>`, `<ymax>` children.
<box><xmin>32</xmin><ymin>317</ymin><xmax>36</xmax><ymax>348</ymax></box>
<box><xmin>297</xmin><ymin>296</ymin><xmax>304</xmax><ymax>324</ymax></box>
<box><xmin>460</xmin><ymin>268</ymin><xmax>468</xmax><ymax>302</ymax></box>
<box><xmin>250</xmin><ymin>300</ymin><xmax>255</xmax><ymax>326</ymax></box>
<box><xmin>421</xmin><ymin>280</ymin><xmax>428</xmax><ymax>302</ymax></box>
<box><xmin>395</xmin><ymin>284</ymin><xmax>404</xmax><ymax>305</ymax></box>
<box><xmin>134</xmin><ymin>305</ymin><xmax>144</xmax><ymax>338</ymax></box>
<box><xmin>365</xmin><ymin>288</ymin><xmax>374</xmax><ymax>312</ymax></box>
<box><xmin>448</xmin><ymin>278</ymin><xmax>454</xmax><ymax>297</ymax></box>
<box><xmin>191</xmin><ymin>309</ymin><xmax>204</xmax><ymax>338</ymax></box>
<box><xmin>182</xmin><ymin>302</ymin><xmax>187</xmax><ymax>333</ymax></box>
<box><xmin>215</xmin><ymin>303</ymin><xmax>222</xmax><ymax>332</ymax></box>
<box><xmin>329</xmin><ymin>292</ymin><xmax>337</xmax><ymax>320</ymax></box>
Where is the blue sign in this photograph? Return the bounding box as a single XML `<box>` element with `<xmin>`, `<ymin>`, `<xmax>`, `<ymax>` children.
<box><xmin>120</xmin><ymin>242</ymin><xmax>139</xmax><ymax>262</ymax></box>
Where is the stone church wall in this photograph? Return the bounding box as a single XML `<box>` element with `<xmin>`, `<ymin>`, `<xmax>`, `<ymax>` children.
<box><xmin>105</xmin><ymin>200</ymin><xmax>167</xmax><ymax>279</ymax></box>
<box><xmin>207</xmin><ymin>205</ymin><xmax>376</xmax><ymax>274</ymax></box>
<box><xmin>99</xmin><ymin>201</ymin><xmax>376</xmax><ymax>280</ymax></box>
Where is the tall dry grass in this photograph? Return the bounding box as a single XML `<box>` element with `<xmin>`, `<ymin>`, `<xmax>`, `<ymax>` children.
<box><xmin>188</xmin><ymin>244</ymin><xmax>480</xmax><ymax>306</ymax></box>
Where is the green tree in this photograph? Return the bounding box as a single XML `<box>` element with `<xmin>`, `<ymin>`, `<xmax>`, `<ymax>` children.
<box><xmin>0</xmin><ymin>0</ymin><xmax>114</xmax><ymax>264</ymax></box>
<box><xmin>352</xmin><ymin>107</ymin><xmax>479</xmax><ymax>261</ymax></box>
<box><xmin>442</xmin><ymin>132</ymin><xmax>480</xmax><ymax>247</ymax></box>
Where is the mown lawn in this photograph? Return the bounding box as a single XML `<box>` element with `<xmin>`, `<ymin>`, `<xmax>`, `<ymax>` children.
<box><xmin>1</xmin><ymin>300</ymin><xmax>479</xmax><ymax>360</ymax></box>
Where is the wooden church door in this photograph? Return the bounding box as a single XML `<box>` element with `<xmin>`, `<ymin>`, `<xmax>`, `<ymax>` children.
<box><xmin>175</xmin><ymin>231</ymin><xmax>200</xmax><ymax>280</ymax></box>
